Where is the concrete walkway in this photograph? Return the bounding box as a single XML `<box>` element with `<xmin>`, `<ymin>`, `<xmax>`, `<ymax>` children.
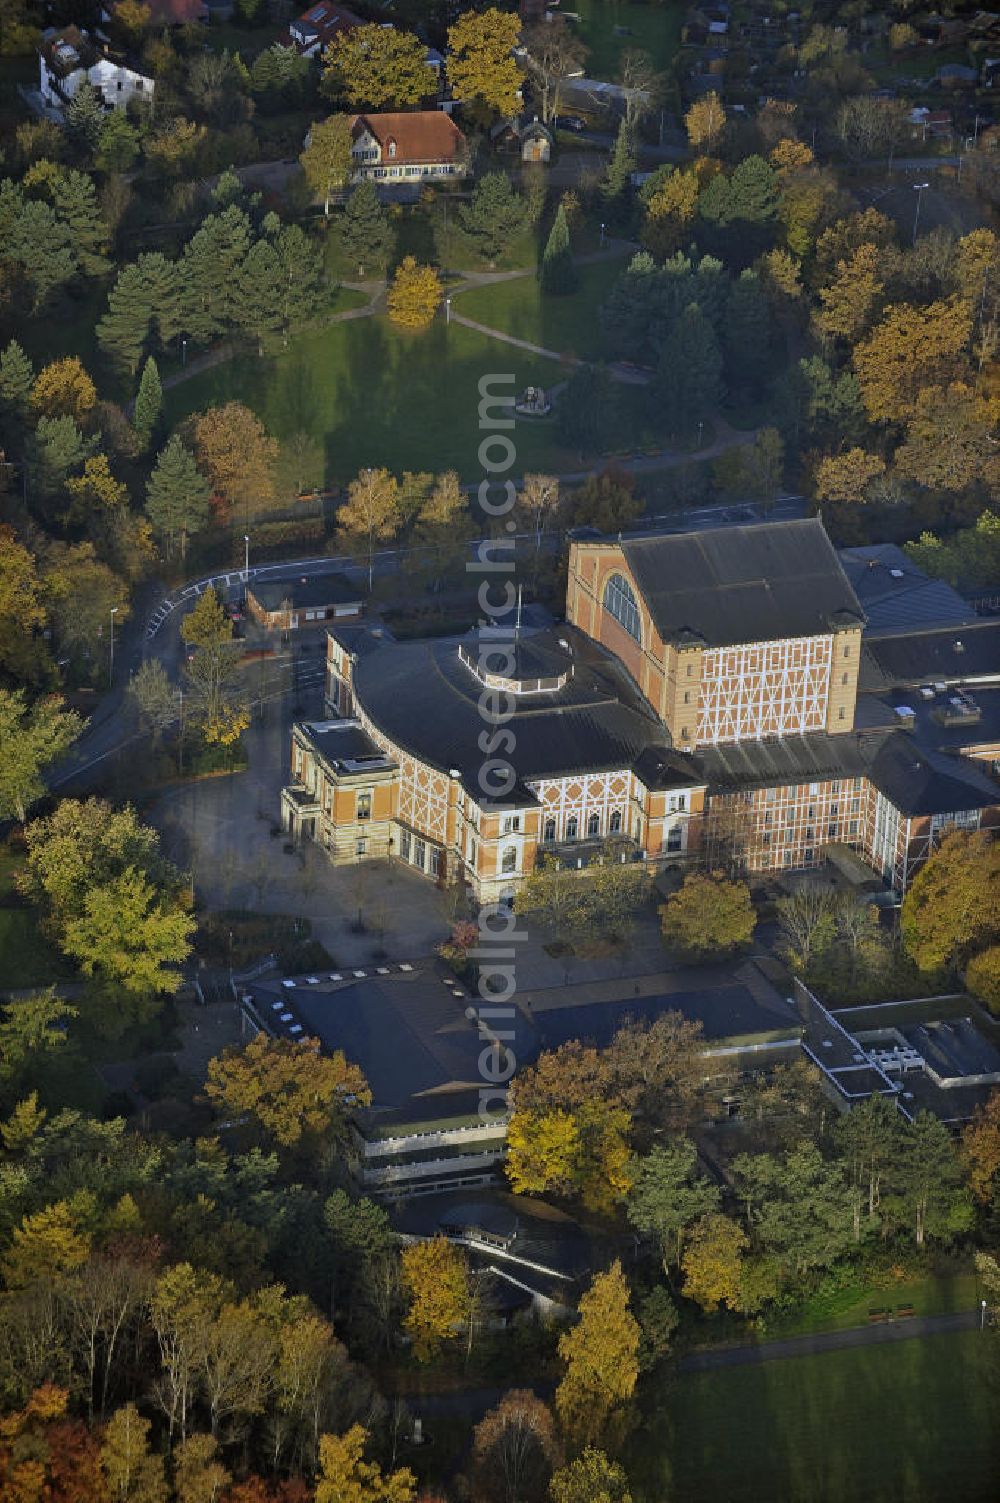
<box><xmin>679</xmin><ymin>1308</ymin><xmax>981</xmax><ymax>1373</ymax></box>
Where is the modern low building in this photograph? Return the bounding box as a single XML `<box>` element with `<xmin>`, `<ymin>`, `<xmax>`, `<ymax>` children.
<box><xmin>238</xmin><ymin>956</ymin><xmax>795</xmax><ymax>1197</ymax></box>
<box><xmin>238</xmin><ymin>962</ymin><xmax>525</xmax><ymax>1197</ymax></box>
<box><xmin>349</xmin><ymin>111</ymin><xmax>469</xmax><ymax>185</ymax></box>
<box><xmin>246</xmin><ymin>573</ymin><xmax>364</xmax><ymax>633</ymax></box>
<box><xmin>283</xmin><ymin>518</ymin><xmax>1000</xmax><ymax>898</ymax></box>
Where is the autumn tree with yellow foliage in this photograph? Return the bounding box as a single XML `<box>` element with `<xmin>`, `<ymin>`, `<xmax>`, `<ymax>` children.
<box><xmin>205</xmin><ymin>1033</ymin><xmax>371</xmax><ymax>1151</ymax></box>
<box><xmin>316</xmin><ymin>1424</ymin><xmax>416</xmax><ymax>1503</ymax></box>
<box><xmin>30</xmin><ymin>357</ymin><xmax>97</xmax><ymax>422</ymax></box>
<box><xmin>400</xmin><ymin>1236</ymin><xmax>469</xmax><ymax>1362</ymax></box>
<box><xmin>555</xmin><ymin>1261</ymin><xmax>639</xmax><ymax>1452</ymax></box>
<box><xmin>447</xmin><ymin>8</ymin><xmax>522</xmax><ymax>117</ymax></box>
<box><xmin>387</xmin><ymin>256</ymin><xmax>442</xmax><ymax>331</ymax></box>
<box><xmin>813</xmin><ymin>447</ymin><xmax>886</xmax><ymax>504</ymax></box>
<box><xmin>680</xmin><ymin>1212</ymin><xmax>748</xmax><ymax>1312</ymax></box>
<box><xmin>684</xmin><ymin>90</ymin><xmax>726</xmax><ymax>151</ymax></box>
<box><xmin>853</xmin><ymin>298</ymin><xmax>972</xmax><ymax>424</ymax></box>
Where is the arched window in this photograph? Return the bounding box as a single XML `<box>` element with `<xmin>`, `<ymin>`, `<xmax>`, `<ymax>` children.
<box><xmin>587</xmin><ymin>812</ymin><xmax>600</xmax><ymax>838</ymax></box>
<box><xmin>501</xmin><ymin>845</ymin><xmax>517</xmax><ymax>874</ymax></box>
<box><xmin>603</xmin><ymin>573</ymin><xmax>641</xmax><ymax>642</ymax></box>
<box><xmin>544</xmin><ymin>817</ymin><xmax>556</xmax><ymax>843</ymax></box>
<box><xmin>610</xmin><ymin>809</ymin><xmax>622</xmax><ymax>833</ymax></box>
<box><xmin>566</xmin><ymin>815</ymin><xmax>578</xmax><ymax>841</ymax></box>
<box><xmin>387</xmin><ymin>139</ymin><xmax>397</xmax><ymax>159</ymax></box>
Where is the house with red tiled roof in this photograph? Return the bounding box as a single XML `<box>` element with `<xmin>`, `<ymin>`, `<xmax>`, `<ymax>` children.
<box><xmin>287</xmin><ymin>1</ymin><xmax>362</xmax><ymax>58</ymax></box>
<box><xmin>349</xmin><ymin>111</ymin><xmax>469</xmax><ymax>184</ymax></box>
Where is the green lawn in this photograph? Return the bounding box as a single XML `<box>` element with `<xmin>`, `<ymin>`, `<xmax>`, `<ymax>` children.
<box><xmin>454</xmin><ymin>258</ymin><xmax>627</xmax><ymax>362</ymax></box>
<box><xmin>571</xmin><ymin>0</ymin><xmax>685</xmax><ymax>79</ymax></box>
<box><xmin>633</xmin><ymin>1331</ymin><xmax>1000</xmax><ymax>1503</ymax></box>
<box><xmin>166</xmin><ymin>313</ymin><xmax>585</xmax><ymax>481</ymax></box>
<box><xmin>771</xmin><ymin>1270</ymin><xmax>980</xmax><ymax>1337</ymax></box>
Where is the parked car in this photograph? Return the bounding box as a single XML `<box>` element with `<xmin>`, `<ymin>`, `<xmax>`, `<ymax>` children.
<box><xmin>555</xmin><ymin>114</ymin><xmax>587</xmax><ymax>133</ymax></box>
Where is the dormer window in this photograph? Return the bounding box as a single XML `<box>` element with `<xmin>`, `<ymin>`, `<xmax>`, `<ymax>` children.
<box><xmin>387</xmin><ymin>139</ymin><xmax>397</xmax><ymax>159</ymax></box>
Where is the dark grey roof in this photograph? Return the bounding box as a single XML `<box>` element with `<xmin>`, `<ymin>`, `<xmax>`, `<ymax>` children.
<box><xmin>299</xmin><ymin>718</ymin><xmax>394</xmax><ymax>770</ymax></box>
<box><xmin>697</xmin><ymin>724</ymin><xmax>1000</xmax><ymax>815</ymax></box>
<box><xmin>349</xmin><ymin>624</ymin><xmax>702</xmax><ymax>803</ymax></box>
<box><xmin>615</xmin><ymin>518</ymin><xmax>864</xmax><ymax>648</ymax></box>
<box><xmin>864</xmin><ymin>733</ymin><xmax>1000</xmax><ymax>817</ymax></box>
<box><xmin>247</xmin><ymin>965</ymin><xmax>537</xmax><ymax>1129</ymax></box>
<box><xmin>249</xmin><ymin>571</ymin><xmax>363</xmax><ymax>612</ymax></box>
<box><xmin>697</xmin><ymin>731</ymin><xmax>870</xmax><ymax>791</ymax></box>
<box><xmin>838</xmin><ymin>544</ymin><xmax>975</xmax><ymax>635</ymax></box>
<box><xmin>859</xmin><ymin>620</ymin><xmax>1000</xmax><ymax>692</ymax></box>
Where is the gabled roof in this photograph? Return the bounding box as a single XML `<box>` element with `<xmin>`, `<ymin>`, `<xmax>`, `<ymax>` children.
<box><xmin>351</xmin><ymin>111</ymin><xmax>466</xmax><ymax>165</ymax></box>
<box><xmin>612</xmin><ymin>518</ymin><xmax>864</xmax><ymax>649</ymax></box>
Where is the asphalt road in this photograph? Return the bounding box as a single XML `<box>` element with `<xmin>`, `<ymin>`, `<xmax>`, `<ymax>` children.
<box><xmin>678</xmin><ymin>1307</ymin><xmax>982</xmax><ymax>1373</ymax></box>
<box><xmin>49</xmin><ymin>494</ymin><xmax>805</xmax><ymax>793</ymax></box>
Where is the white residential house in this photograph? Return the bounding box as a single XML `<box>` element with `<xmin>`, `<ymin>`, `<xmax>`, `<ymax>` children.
<box><xmin>349</xmin><ymin>111</ymin><xmax>469</xmax><ymax>184</ymax></box>
<box><xmin>39</xmin><ymin>26</ymin><xmax>154</xmax><ymax>113</ymax></box>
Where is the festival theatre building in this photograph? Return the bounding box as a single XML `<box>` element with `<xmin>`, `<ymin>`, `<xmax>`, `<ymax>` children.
<box><xmin>281</xmin><ymin>519</ymin><xmax>1000</xmax><ymax>902</ymax></box>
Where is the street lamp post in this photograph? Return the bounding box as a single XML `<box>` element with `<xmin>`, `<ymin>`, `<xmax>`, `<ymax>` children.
<box><xmin>982</xmin><ymin>1298</ymin><xmax>988</xmax><ymax>1331</ymax></box>
<box><xmin>912</xmin><ymin>181</ymin><xmax>930</xmax><ymax>246</ymax></box>
<box><xmin>445</xmin><ymin>296</ymin><xmax>451</xmax><ymax>325</ymax></box>
<box><xmin>243</xmin><ymin>533</ymin><xmax>250</xmax><ymax>584</ymax></box>
<box><xmin>181</xmin><ymin>337</ymin><xmax>187</xmax><ymax>368</ymax></box>
<box><xmin>600</xmin><ymin>221</ymin><xmax>606</xmax><ymax>247</ymax></box>
<box><xmin>109</xmin><ymin>605</ymin><xmax>119</xmax><ymax>687</ymax></box>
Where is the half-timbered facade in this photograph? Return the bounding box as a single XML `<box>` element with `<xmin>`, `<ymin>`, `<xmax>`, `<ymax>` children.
<box><xmin>283</xmin><ymin>520</ymin><xmax>1000</xmax><ymax>898</ymax></box>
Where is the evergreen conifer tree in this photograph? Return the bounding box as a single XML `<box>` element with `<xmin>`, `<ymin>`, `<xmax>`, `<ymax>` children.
<box><xmin>235</xmin><ymin>239</ymin><xmax>285</xmax><ymax>352</ymax></box>
<box><xmin>98</xmin><ymin>263</ymin><xmax>154</xmax><ymax>373</ymax></box>
<box><xmin>340</xmin><ymin>181</ymin><xmax>394</xmax><ymax>278</ymax></box>
<box><xmin>134</xmin><ymin>357</ymin><xmax>162</xmax><ymax>447</ymax></box>
<box><xmin>540</xmin><ymin>203</ymin><xmax>577</xmax><ymax>295</ymax></box>
<box><xmin>723</xmin><ymin>269</ymin><xmax>773</xmax><ymax>391</ymax></box>
<box><xmin>145</xmin><ymin>435</ymin><xmax>211</xmax><ymax>562</ymax></box>
<box><xmin>654</xmin><ymin>302</ymin><xmax>723</xmax><ymax>434</ymax></box>
<box><xmin>0</xmin><ymin>341</ymin><xmax>35</xmax><ymax>416</ymax></box>
<box><xmin>602</xmin><ymin>119</ymin><xmax>636</xmax><ymax>227</ymax></box>
<box><xmin>50</xmin><ymin>169</ymin><xmax>109</xmax><ymax>277</ymax></box>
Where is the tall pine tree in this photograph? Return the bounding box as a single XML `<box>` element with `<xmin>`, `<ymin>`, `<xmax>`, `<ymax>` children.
<box><xmin>235</xmin><ymin>239</ymin><xmax>285</xmax><ymax>352</ymax></box>
<box><xmin>98</xmin><ymin>263</ymin><xmax>154</xmax><ymax>373</ymax></box>
<box><xmin>145</xmin><ymin>435</ymin><xmax>211</xmax><ymax>562</ymax></box>
<box><xmin>134</xmin><ymin>357</ymin><xmax>162</xmax><ymax>447</ymax></box>
<box><xmin>181</xmin><ymin>206</ymin><xmax>252</xmax><ymax>345</ymax></box>
<box><xmin>654</xmin><ymin>301</ymin><xmax>723</xmax><ymax>435</ymax></box>
<box><xmin>723</xmin><ymin>269</ymin><xmax>773</xmax><ymax>392</ymax></box>
<box><xmin>340</xmin><ymin>181</ymin><xmax>393</xmax><ymax>278</ymax></box>
<box><xmin>602</xmin><ymin>119</ymin><xmax>636</xmax><ymax>229</ymax></box>
<box><xmin>540</xmin><ymin>203</ymin><xmax>577</xmax><ymax>295</ymax></box>
<box><xmin>50</xmin><ymin>169</ymin><xmax>110</xmax><ymax>278</ymax></box>
<box><xmin>0</xmin><ymin>341</ymin><xmax>34</xmax><ymax>416</ymax></box>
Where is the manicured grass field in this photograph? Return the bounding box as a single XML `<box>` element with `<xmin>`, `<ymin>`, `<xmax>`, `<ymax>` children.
<box><xmin>771</xmin><ymin>1271</ymin><xmax>980</xmax><ymax>1337</ymax></box>
<box><xmin>166</xmin><ymin>314</ymin><xmax>584</xmax><ymax>481</ymax></box>
<box><xmin>633</xmin><ymin>1331</ymin><xmax>999</xmax><ymax>1503</ymax></box>
<box><xmin>571</xmin><ymin>0</ymin><xmax>684</xmax><ymax>79</ymax></box>
<box><xmin>454</xmin><ymin>258</ymin><xmax>627</xmax><ymax>362</ymax></box>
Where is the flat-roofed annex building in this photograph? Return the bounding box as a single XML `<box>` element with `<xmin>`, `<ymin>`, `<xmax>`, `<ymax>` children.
<box><xmin>282</xmin><ymin>518</ymin><xmax>1000</xmax><ymax>898</ymax></box>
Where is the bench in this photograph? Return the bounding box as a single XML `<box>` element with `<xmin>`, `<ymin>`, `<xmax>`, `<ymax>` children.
<box><xmin>868</xmin><ymin>1308</ymin><xmax>888</xmax><ymax>1323</ymax></box>
<box><xmin>896</xmin><ymin>1304</ymin><xmax>916</xmax><ymax>1319</ymax></box>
